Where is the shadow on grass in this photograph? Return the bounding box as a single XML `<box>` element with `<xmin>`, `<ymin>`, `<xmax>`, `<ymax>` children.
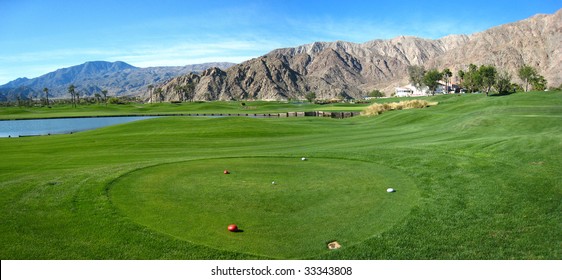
<box><xmin>489</xmin><ymin>91</ymin><xmax>517</xmax><ymax>97</ymax></box>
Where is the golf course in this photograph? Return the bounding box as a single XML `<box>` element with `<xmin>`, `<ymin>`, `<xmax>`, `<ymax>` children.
<box><xmin>0</xmin><ymin>91</ymin><xmax>560</xmax><ymax>260</ymax></box>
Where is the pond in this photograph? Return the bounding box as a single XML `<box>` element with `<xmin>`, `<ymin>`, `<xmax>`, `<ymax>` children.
<box><xmin>0</xmin><ymin>116</ymin><xmax>159</xmax><ymax>138</ymax></box>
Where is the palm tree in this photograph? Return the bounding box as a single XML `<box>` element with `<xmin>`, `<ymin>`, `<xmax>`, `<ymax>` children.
<box><xmin>43</xmin><ymin>87</ymin><xmax>49</xmax><ymax>106</ymax></box>
<box><xmin>101</xmin><ymin>90</ymin><xmax>108</xmax><ymax>106</ymax></box>
<box><xmin>442</xmin><ymin>68</ymin><xmax>452</xmax><ymax>93</ymax></box>
<box><xmin>68</xmin><ymin>84</ymin><xmax>76</xmax><ymax>108</ymax></box>
<box><xmin>147</xmin><ymin>85</ymin><xmax>154</xmax><ymax>103</ymax></box>
<box><xmin>457</xmin><ymin>70</ymin><xmax>465</xmax><ymax>87</ymax></box>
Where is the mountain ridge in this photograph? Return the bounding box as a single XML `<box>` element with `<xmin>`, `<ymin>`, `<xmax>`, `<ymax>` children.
<box><xmin>156</xmin><ymin>9</ymin><xmax>559</xmax><ymax>101</ymax></box>
<box><xmin>0</xmin><ymin>61</ymin><xmax>236</xmax><ymax>100</ymax></box>
<box><xmin>2</xmin><ymin>9</ymin><xmax>560</xmax><ymax>102</ymax></box>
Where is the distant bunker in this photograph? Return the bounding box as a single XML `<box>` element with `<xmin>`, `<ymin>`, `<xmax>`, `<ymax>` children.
<box><xmin>109</xmin><ymin>157</ymin><xmax>419</xmax><ymax>258</ymax></box>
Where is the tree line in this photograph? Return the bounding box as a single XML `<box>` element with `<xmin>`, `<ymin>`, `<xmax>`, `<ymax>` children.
<box><xmin>66</xmin><ymin>84</ymin><xmax>114</xmax><ymax>106</ymax></box>
<box><xmin>408</xmin><ymin>64</ymin><xmax>549</xmax><ymax>96</ymax></box>
<box><xmin>1</xmin><ymin>85</ymin><xmax>143</xmax><ymax>107</ymax></box>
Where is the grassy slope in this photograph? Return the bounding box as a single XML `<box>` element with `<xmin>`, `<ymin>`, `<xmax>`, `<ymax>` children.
<box><xmin>0</xmin><ymin>92</ymin><xmax>560</xmax><ymax>259</ymax></box>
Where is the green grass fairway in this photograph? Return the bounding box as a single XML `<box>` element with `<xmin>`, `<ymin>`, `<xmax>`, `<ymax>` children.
<box><xmin>110</xmin><ymin>157</ymin><xmax>418</xmax><ymax>258</ymax></box>
<box><xmin>0</xmin><ymin>92</ymin><xmax>560</xmax><ymax>259</ymax></box>
<box><xmin>0</xmin><ymin>100</ymin><xmax>368</xmax><ymax>120</ymax></box>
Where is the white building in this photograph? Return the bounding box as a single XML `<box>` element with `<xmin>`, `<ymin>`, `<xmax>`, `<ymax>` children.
<box><xmin>395</xmin><ymin>84</ymin><xmax>429</xmax><ymax>97</ymax></box>
<box><xmin>395</xmin><ymin>87</ymin><xmax>413</xmax><ymax>97</ymax></box>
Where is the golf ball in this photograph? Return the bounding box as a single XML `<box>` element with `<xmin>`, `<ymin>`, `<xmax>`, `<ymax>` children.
<box><xmin>387</xmin><ymin>188</ymin><xmax>395</xmax><ymax>193</ymax></box>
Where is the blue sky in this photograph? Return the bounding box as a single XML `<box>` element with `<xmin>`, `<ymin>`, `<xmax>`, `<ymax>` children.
<box><xmin>0</xmin><ymin>0</ymin><xmax>560</xmax><ymax>84</ymax></box>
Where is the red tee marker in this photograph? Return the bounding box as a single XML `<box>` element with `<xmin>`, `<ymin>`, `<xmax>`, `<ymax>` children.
<box><xmin>227</xmin><ymin>224</ymin><xmax>238</xmax><ymax>232</ymax></box>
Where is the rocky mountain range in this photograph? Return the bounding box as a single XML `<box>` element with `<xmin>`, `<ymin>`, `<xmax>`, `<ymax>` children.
<box><xmin>2</xmin><ymin>9</ymin><xmax>560</xmax><ymax>102</ymax></box>
<box><xmin>157</xmin><ymin>8</ymin><xmax>560</xmax><ymax>101</ymax></box>
<box><xmin>0</xmin><ymin>61</ymin><xmax>235</xmax><ymax>101</ymax></box>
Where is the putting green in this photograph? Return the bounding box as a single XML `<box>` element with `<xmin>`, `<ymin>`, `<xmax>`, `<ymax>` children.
<box><xmin>109</xmin><ymin>157</ymin><xmax>419</xmax><ymax>258</ymax></box>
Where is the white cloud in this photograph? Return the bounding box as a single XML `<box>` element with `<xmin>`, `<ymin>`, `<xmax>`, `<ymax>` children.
<box><xmin>106</xmin><ymin>37</ymin><xmax>285</xmax><ymax>66</ymax></box>
<box><xmin>0</xmin><ymin>37</ymin><xmax>286</xmax><ymax>84</ymax></box>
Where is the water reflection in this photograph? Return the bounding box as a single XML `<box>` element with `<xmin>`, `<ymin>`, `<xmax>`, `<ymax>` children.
<box><xmin>0</xmin><ymin>116</ymin><xmax>158</xmax><ymax>137</ymax></box>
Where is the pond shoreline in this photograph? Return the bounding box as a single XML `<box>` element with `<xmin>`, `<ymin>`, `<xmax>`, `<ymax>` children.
<box><xmin>1</xmin><ymin>112</ymin><xmax>362</xmax><ymax>138</ymax></box>
<box><xmin>0</xmin><ymin>111</ymin><xmax>361</xmax><ymax>121</ymax></box>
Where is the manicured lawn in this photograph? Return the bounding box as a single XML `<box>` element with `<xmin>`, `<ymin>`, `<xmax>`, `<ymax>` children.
<box><xmin>110</xmin><ymin>157</ymin><xmax>418</xmax><ymax>259</ymax></box>
<box><xmin>0</xmin><ymin>92</ymin><xmax>560</xmax><ymax>259</ymax></box>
